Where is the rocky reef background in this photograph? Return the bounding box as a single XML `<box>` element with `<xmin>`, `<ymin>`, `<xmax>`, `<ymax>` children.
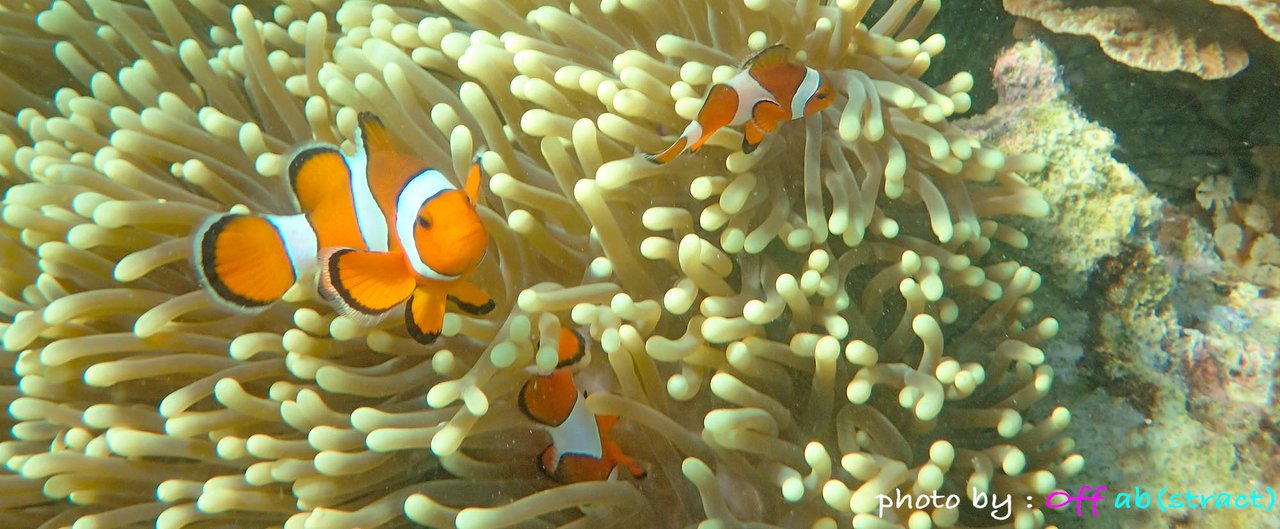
<box><xmin>950</xmin><ymin>1</ymin><xmax>1280</xmax><ymax>527</ymax></box>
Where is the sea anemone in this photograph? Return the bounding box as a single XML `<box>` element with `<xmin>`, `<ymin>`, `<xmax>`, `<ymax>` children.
<box><xmin>0</xmin><ymin>1</ymin><xmax>1077</xmax><ymax>528</ymax></box>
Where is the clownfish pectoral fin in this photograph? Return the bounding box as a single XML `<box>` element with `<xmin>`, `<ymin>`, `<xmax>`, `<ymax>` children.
<box><xmin>519</xmin><ymin>369</ymin><xmax>577</xmax><ymax>426</ymax></box>
<box><xmin>194</xmin><ymin>213</ymin><xmax>298</xmax><ymax>310</ymax></box>
<box><xmin>751</xmin><ymin>100</ymin><xmax>788</xmax><ymax>133</ymax></box>
<box><xmin>643</xmin><ymin>137</ymin><xmax>689</xmax><ymax>165</ymax></box>
<box><xmin>318</xmin><ymin>248</ymin><xmax>415</xmax><ymax>318</ymax></box>
<box><xmin>288</xmin><ymin>145</ymin><xmax>350</xmax><ymax>214</ymax></box>
<box><xmin>537</xmin><ymin>444</ymin><xmax>557</xmax><ymax>480</ymax></box>
<box><xmin>742</xmin><ymin>122</ymin><xmax>766</xmax><ymax>154</ymax></box>
<box><xmin>553</xmin><ymin>453</ymin><xmax>618</xmax><ymax>483</ymax></box>
<box><xmin>742</xmin><ymin>43</ymin><xmax>790</xmax><ymax>70</ymax></box>
<box><xmin>405</xmin><ymin>287</ymin><xmax>446</xmax><ymax>344</ymax></box>
<box><xmin>446</xmin><ymin>280</ymin><xmax>495</xmax><ymax>315</ymax></box>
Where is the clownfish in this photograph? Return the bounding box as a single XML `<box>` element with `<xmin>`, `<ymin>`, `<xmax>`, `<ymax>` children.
<box><xmin>193</xmin><ymin>112</ymin><xmax>494</xmax><ymax>343</ymax></box>
<box><xmin>645</xmin><ymin>44</ymin><xmax>835</xmax><ymax>164</ymax></box>
<box><xmin>518</xmin><ymin>328</ymin><xmax>646</xmax><ymax>483</ymax></box>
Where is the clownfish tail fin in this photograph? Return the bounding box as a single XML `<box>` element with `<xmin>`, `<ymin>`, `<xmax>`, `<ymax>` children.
<box><xmin>555</xmin><ymin>328</ymin><xmax>586</xmax><ymax>368</ymax></box>
<box><xmin>621</xmin><ymin>455</ymin><xmax>647</xmax><ymax>479</ymax></box>
<box><xmin>194</xmin><ymin>213</ymin><xmax>307</xmax><ymax>310</ymax></box>
<box><xmin>643</xmin><ymin>137</ymin><xmax>689</xmax><ymax>165</ymax></box>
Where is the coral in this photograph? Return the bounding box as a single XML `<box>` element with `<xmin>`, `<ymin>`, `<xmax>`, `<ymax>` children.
<box><xmin>1184</xmin><ymin>284</ymin><xmax>1279</xmax><ymax>435</ymax></box>
<box><xmin>963</xmin><ymin>38</ymin><xmax>1280</xmax><ymax>529</ymax></box>
<box><xmin>1069</xmin><ymin>239</ymin><xmax>1280</xmax><ymax>529</ymax></box>
<box><xmin>959</xmin><ymin>40</ymin><xmax>1161</xmax><ymax>295</ymax></box>
<box><xmin>1003</xmin><ymin>0</ymin><xmax>1279</xmax><ymax>79</ymax></box>
<box><xmin>1196</xmin><ymin>176</ymin><xmax>1280</xmax><ymax>289</ymax></box>
<box><xmin>0</xmin><ymin>1</ymin><xmax>1077</xmax><ymax>528</ymax></box>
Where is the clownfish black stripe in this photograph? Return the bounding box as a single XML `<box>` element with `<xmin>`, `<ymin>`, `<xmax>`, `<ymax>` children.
<box><xmin>447</xmin><ymin>295</ymin><xmax>495</xmax><ymax>315</ymax></box>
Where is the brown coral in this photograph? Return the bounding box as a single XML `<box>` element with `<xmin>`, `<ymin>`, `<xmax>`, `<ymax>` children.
<box><xmin>1211</xmin><ymin>0</ymin><xmax>1280</xmax><ymax>41</ymax></box>
<box><xmin>1197</xmin><ymin>176</ymin><xmax>1280</xmax><ymax>289</ymax></box>
<box><xmin>1003</xmin><ymin>0</ymin><xmax>1275</xmax><ymax>79</ymax></box>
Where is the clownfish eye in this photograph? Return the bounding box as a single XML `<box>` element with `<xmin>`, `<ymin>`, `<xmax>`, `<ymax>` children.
<box><xmin>417</xmin><ymin>216</ymin><xmax>432</xmax><ymax>229</ymax></box>
<box><xmin>816</xmin><ymin>92</ymin><xmax>829</xmax><ymax>100</ymax></box>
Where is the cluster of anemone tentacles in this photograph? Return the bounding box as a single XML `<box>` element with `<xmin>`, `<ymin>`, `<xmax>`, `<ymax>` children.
<box><xmin>0</xmin><ymin>0</ymin><xmax>1078</xmax><ymax>528</ymax></box>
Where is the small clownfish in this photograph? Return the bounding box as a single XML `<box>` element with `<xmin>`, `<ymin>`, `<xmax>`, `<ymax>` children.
<box><xmin>645</xmin><ymin>44</ymin><xmax>835</xmax><ymax>164</ymax></box>
<box><xmin>193</xmin><ymin>112</ymin><xmax>495</xmax><ymax>344</ymax></box>
<box><xmin>518</xmin><ymin>328</ymin><xmax>647</xmax><ymax>483</ymax></box>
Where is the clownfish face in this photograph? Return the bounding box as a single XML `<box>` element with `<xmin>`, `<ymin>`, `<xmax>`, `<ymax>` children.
<box><xmin>412</xmin><ymin>190</ymin><xmax>488</xmax><ymax>277</ymax></box>
<box><xmin>804</xmin><ymin>75</ymin><xmax>835</xmax><ymax>116</ymax></box>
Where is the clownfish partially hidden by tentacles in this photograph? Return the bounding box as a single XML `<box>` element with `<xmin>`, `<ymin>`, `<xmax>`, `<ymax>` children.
<box><xmin>645</xmin><ymin>44</ymin><xmax>835</xmax><ymax>164</ymax></box>
<box><xmin>519</xmin><ymin>328</ymin><xmax>647</xmax><ymax>483</ymax></box>
<box><xmin>193</xmin><ymin>112</ymin><xmax>494</xmax><ymax>344</ymax></box>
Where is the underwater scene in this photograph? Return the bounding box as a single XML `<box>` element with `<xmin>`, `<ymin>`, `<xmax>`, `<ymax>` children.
<box><xmin>0</xmin><ymin>0</ymin><xmax>1277</xmax><ymax>528</ymax></box>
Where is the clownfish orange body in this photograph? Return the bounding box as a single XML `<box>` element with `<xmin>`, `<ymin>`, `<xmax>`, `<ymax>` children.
<box><xmin>519</xmin><ymin>328</ymin><xmax>646</xmax><ymax>483</ymax></box>
<box><xmin>645</xmin><ymin>44</ymin><xmax>835</xmax><ymax>164</ymax></box>
<box><xmin>193</xmin><ymin>112</ymin><xmax>494</xmax><ymax>343</ymax></box>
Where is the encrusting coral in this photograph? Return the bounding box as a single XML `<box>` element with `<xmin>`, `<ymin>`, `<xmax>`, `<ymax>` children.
<box><xmin>1003</xmin><ymin>0</ymin><xmax>1280</xmax><ymax>79</ymax></box>
<box><xmin>959</xmin><ymin>40</ymin><xmax>1160</xmax><ymax>295</ymax></box>
<box><xmin>0</xmin><ymin>1</ymin><xmax>1077</xmax><ymax>528</ymax></box>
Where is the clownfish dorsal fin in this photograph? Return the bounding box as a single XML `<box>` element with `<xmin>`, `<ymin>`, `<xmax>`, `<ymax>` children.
<box><xmin>742</xmin><ymin>43</ymin><xmax>791</xmax><ymax>70</ymax></box>
<box><xmin>356</xmin><ymin>112</ymin><xmax>433</xmax><ymax>202</ymax></box>
<box><xmin>288</xmin><ymin>146</ymin><xmax>350</xmax><ymax>214</ymax></box>
<box><xmin>464</xmin><ymin>155</ymin><xmax>484</xmax><ymax>206</ymax></box>
<box><xmin>356</xmin><ymin>112</ymin><xmax>396</xmax><ymax>161</ymax></box>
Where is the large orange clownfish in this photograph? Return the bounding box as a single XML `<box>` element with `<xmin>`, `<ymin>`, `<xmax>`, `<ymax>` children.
<box><xmin>519</xmin><ymin>328</ymin><xmax>646</xmax><ymax>483</ymax></box>
<box><xmin>193</xmin><ymin>112</ymin><xmax>494</xmax><ymax>343</ymax></box>
<box><xmin>646</xmin><ymin>44</ymin><xmax>835</xmax><ymax>164</ymax></box>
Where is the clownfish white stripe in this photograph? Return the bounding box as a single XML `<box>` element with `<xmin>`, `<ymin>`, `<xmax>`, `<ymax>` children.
<box><xmin>548</xmin><ymin>392</ymin><xmax>604</xmax><ymax>462</ymax></box>
<box><xmin>727</xmin><ymin>74</ymin><xmax>772</xmax><ymax>125</ymax></box>
<box><xmin>346</xmin><ymin>150</ymin><xmax>390</xmax><ymax>253</ymax></box>
<box><xmin>791</xmin><ymin>67</ymin><xmax>820</xmax><ymax>119</ymax></box>
<box><xmin>395</xmin><ymin>169</ymin><xmax>458</xmax><ymax>282</ymax></box>
<box><xmin>678</xmin><ymin>121</ymin><xmax>703</xmax><ymax>145</ymax></box>
<box><xmin>264</xmin><ymin>213</ymin><xmax>318</xmax><ymax>277</ymax></box>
